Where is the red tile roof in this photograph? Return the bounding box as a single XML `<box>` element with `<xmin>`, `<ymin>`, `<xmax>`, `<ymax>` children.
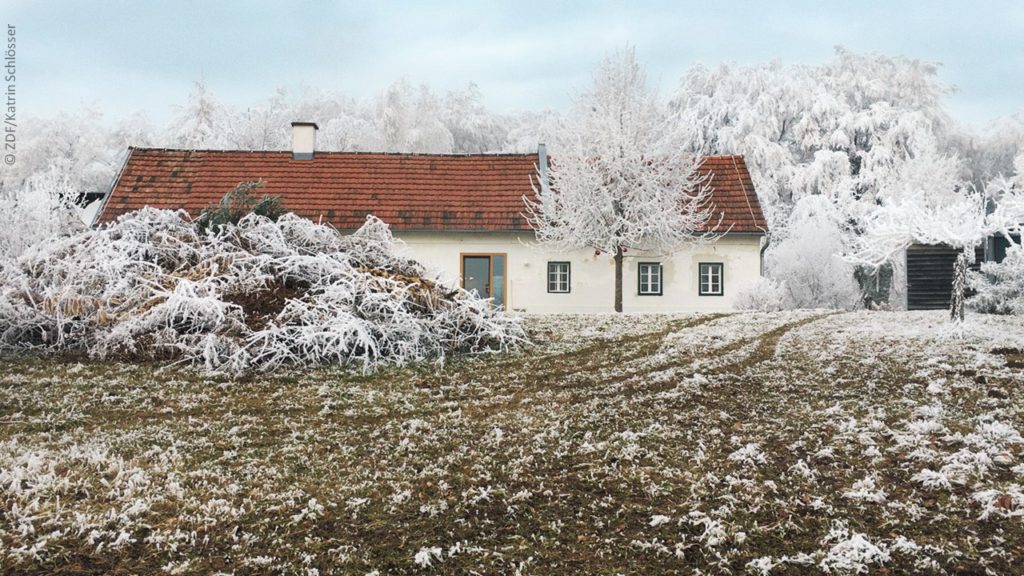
<box><xmin>97</xmin><ymin>148</ymin><xmax>767</xmax><ymax>234</ymax></box>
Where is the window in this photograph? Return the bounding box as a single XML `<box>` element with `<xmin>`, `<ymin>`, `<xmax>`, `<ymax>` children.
<box><xmin>699</xmin><ymin>263</ymin><xmax>724</xmax><ymax>296</ymax></box>
<box><xmin>547</xmin><ymin>262</ymin><xmax>571</xmax><ymax>293</ymax></box>
<box><xmin>638</xmin><ymin>262</ymin><xmax>663</xmax><ymax>295</ymax></box>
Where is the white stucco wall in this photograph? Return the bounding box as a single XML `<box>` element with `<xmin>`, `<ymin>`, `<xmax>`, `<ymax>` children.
<box><xmin>394</xmin><ymin>231</ymin><xmax>764</xmax><ymax>313</ymax></box>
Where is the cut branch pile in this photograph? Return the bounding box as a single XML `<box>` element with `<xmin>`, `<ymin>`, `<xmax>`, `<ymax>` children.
<box><xmin>0</xmin><ymin>209</ymin><xmax>524</xmax><ymax>373</ymax></box>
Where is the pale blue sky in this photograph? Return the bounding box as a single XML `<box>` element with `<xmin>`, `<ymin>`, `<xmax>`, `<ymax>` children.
<box><xmin>4</xmin><ymin>0</ymin><xmax>1023</xmax><ymax>128</ymax></box>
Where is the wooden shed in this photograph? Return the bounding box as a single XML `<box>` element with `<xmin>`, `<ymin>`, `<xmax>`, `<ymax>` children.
<box><xmin>905</xmin><ymin>244</ymin><xmax>984</xmax><ymax>311</ymax></box>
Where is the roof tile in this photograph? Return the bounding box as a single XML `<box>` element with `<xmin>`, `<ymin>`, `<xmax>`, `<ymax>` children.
<box><xmin>98</xmin><ymin>149</ymin><xmax>767</xmax><ymax>233</ymax></box>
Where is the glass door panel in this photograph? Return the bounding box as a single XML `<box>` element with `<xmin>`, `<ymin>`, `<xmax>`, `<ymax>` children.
<box><xmin>463</xmin><ymin>256</ymin><xmax>491</xmax><ymax>299</ymax></box>
<box><xmin>491</xmin><ymin>255</ymin><xmax>505</xmax><ymax>308</ymax></box>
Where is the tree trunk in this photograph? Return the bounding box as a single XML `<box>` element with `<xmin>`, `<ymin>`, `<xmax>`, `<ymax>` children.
<box><xmin>950</xmin><ymin>250</ymin><xmax>968</xmax><ymax>324</ymax></box>
<box><xmin>614</xmin><ymin>246</ymin><xmax>624</xmax><ymax>313</ymax></box>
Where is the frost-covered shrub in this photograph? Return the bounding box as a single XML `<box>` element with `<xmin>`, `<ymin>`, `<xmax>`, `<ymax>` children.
<box><xmin>0</xmin><ymin>168</ymin><xmax>86</xmax><ymax>261</ymax></box>
<box><xmin>765</xmin><ymin>196</ymin><xmax>862</xmax><ymax>310</ymax></box>
<box><xmin>732</xmin><ymin>277</ymin><xmax>785</xmax><ymax>312</ymax></box>
<box><xmin>0</xmin><ymin>208</ymin><xmax>524</xmax><ymax>374</ymax></box>
<box><xmin>969</xmin><ymin>243</ymin><xmax>1024</xmax><ymax>315</ymax></box>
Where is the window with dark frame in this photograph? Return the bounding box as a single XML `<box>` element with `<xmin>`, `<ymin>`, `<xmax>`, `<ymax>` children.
<box><xmin>638</xmin><ymin>262</ymin><xmax>663</xmax><ymax>296</ymax></box>
<box><xmin>547</xmin><ymin>261</ymin><xmax>571</xmax><ymax>293</ymax></box>
<box><xmin>699</xmin><ymin>262</ymin><xmax>724</xmax><ymax>296</ymax></box>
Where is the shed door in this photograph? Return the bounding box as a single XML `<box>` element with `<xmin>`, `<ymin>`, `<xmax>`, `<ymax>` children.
<box><xmin>906</xmin><ymin>244</ymin><xmax>957</xmax><ymax>310</ymax></box>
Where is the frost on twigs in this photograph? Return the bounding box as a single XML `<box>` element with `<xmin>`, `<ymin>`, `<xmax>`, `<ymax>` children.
<box><xmin>733</xmin><ymin>276</ymin><xmax>786</xmax><ymax>312</ymax></box>
<box><xmin>0</xmin><ymin>208</ymin><xmax>524</xmax><ymax>374</ymax></box>
<box><xmin>970</xmin><ymin>243</ymin><xmax>1024</xmax><ymax>315</ymax></box>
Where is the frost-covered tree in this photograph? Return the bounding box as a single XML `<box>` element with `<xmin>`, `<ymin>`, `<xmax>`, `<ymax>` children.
<box><xmin>224</xmin><ymin>87</ymin><xmax>292</xmax><ymax>150</ymax></box>
<box><xmin>375</xmin><ymin>80</ymin><xmax>453</xmax><ymax>153</ymax></box>
<box><xmin>672</xmin><ymin>47</ymin><xmax>955</xmax><ymax>221</ymax></box>
<box><xmin>108</xmin><ymin>111</ymin><xmax>157</xmax><ymax>153</ymax></box>
<box><xmin>965</xmin><ymin>112</ymin><xmax>1024</xmax><ymax>189</ymax></box>
<box><xmin>969</xmin><ymin>154</ymin><xmax>1024</xmax><ymax>314</ymax></box>
<box><xmin>670</xmin><ymin>48</ymin><xmax>959</xmax><ymax>309</ymax></box>
<box><xmin>504</xmin><ymin>109</ymin><xmax>564</xmax><ymax>153</ymax></box>
<box><xmin>442</xmin><ymin>83</ymin><xmax>510</xmax><ymax>153</ymax></box>
<box><xmin>0</xmin><ymin>108</ymin><xmax>133</xmax><ymax>257</ymax></box>
<box><xmin>168</xmin><ymin>79</ymin><xmax>226</xmax><ymax>149</ymax></box>
<box><xmin>0</xmin><ymin>108</ymin><xmax>116</xmax><ymax>195</ymax></box>
<box><xmin>970</xmin><ymin>244</ymin><xmax>1024</xmax><ymax>315</ymax></box>
<box><xmin>295</xmin><ymin>88</ymin><xmax>379</xmax><ymax>152</ymax></box>
<box><xmin>984</xmin><ymin>157</ymin><xmax>1024</xmax><ymax>240</ymax></box>
<box><xmin>0</xmin><ymin>168</ymin><xmax>85</xmax><ymax>260</ymax></box>
<box><xmin>525</xmin><ymin>47</ymin><xmax>715</xmax><ymax>312</ymax></box>
<box><xmin>164</xmin><ymin>79</ymin><xmax>496</xmax><ymax>154</ymax></box>
<box><xmin>847</xmin><ymin>146</ymin><xmax>1023</xmax><ymax>323</ymax></box>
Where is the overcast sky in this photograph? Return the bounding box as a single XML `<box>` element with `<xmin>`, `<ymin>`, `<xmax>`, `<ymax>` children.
<box><xmin>5</xmin><ymin>0</ymin><xmax>1023</xmax><ymax>129</ymax></box>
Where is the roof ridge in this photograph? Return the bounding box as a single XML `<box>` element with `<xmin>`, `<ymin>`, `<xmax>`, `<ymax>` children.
<box><xmin>128</xmin><ymin>146</ymin><xmax>748</xmax><ymax>163</ymax></box>
<box><xmin>128</xmin><ymin>146</ymin><xmax>538</xmax><ymax>158</ymax></box>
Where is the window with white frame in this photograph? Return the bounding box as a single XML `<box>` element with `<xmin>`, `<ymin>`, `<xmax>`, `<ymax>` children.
<box><xmin>547</xmin><ymin>261</ymin><xmax>571</xmax><ymax>293</ymax></box>
<box><xmin>638</xmin><ymin>262</ymin><xmax>663</xmax><ymax>295</ymax></box>
<box><xmin>699</xmin><ymin>263</ymin><xmax>723</xmax><ymax>296</ymax></box>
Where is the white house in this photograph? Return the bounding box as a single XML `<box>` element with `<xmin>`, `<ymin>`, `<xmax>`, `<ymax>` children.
<box><xmin>96</xmin><ymin>122</ymin><xmax>768</xmax><ymax>313</ymax></box>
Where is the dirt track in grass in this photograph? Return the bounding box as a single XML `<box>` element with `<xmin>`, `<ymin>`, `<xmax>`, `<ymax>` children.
<box><xmin>1</xmin><ymin>310</ymin><xmax>1023</xmax><ymax>575</ymax></box>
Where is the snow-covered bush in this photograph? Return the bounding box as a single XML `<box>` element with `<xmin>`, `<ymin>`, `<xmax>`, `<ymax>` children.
<box><xmin>969</xmin><ymin>157</ymin><xmax>1024</xmax><ymax>316</ymax></box>
<box><xmin>0</xmin><ymin>168</ymin><xmax>87</xmax><ymax>261</ymax></box>
<box><xmin>732</xmin><ymin>276</ymin><xmax>785</xmax><ymax>312</ymax></box>
<box><xmin>0</xmin><ymin>209</ymin><xmax>524</xmax><ymax>374</ymax></box>
<box><xmin>969</xmin><ymin>243</ymin><xmax>1024</xmax><ymax>315</ymax></box>
<box><xmin>765</xmin><ymin>196</ymin><xmax>862</xmax><ymax>310</ymax></box>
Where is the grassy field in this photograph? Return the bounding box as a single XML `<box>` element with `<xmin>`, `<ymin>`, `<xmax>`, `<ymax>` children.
<box><xmin>1</xmin><ymin>311</ymin><xmax>1023</xmax><ymax>575</ymax></box>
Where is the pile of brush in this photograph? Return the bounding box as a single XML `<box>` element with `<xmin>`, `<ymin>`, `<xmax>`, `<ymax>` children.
<box><xmin>0</xmin><ymin>208</ymin><xmax>524</xmax><ymax>374</ymax></box>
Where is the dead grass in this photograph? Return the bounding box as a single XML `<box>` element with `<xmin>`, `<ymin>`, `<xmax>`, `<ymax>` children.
<box><xmin>1</xmin><ymin>310</ymin><xmax>1023</xmax><ymax>575</ymax></box>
